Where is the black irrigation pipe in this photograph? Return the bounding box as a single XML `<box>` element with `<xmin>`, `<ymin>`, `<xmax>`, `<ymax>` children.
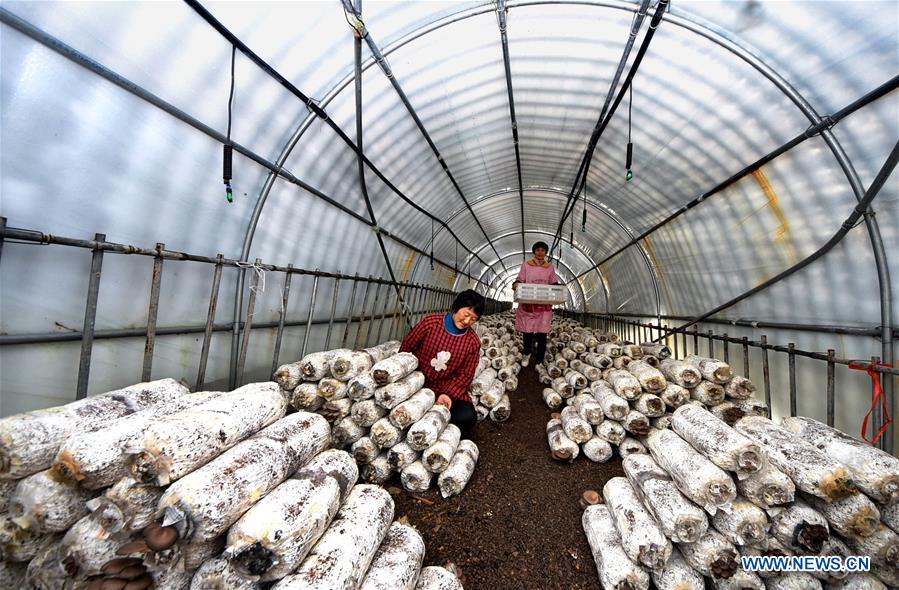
<box><xmin>496</xmin><ymin>0</ymin><xmax>527</xmax><ymax>260</ymax></box>
<box><xmin>551</xmin><ymin>0</ymin><xmax>653</xmax><ymax>255</ymax></box>
<box><xmin>657</xmin><ymin>138</ymin><xmax>899</xmax><ymax>339</ymax></box>
<box><xmin>0</xmin><ymin>7</ymin><xmax>484</xmax><ymax>289</ymax></box>
<box><xmin>574</xmin><ymin>74</ymin><xmax>899</xmax><ymax>280</ymax></box>
<box><xmin>352</xmin><ymin>15</ymin><xmax>411</xmax><ymax>331</ymax></box>
<box><xmin>549</xmin><ymin>0</ymin><xmax>667</xmax><ymax>256</ymax></box>
<box><xmin>345</xmin><ymin>0</ymin><xmax>509</xmax><ymax>274</ymax></box>
<box><xmin>184</xmin><ymin>0</ymin><xmax>494</xmax><ymax>274</ymax></box>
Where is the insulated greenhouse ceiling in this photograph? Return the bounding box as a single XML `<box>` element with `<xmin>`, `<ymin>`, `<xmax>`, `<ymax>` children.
<box><xmin>0</xmin><ymin>1</ymin><xmax>897</xmax><ymax>449</ymax></box>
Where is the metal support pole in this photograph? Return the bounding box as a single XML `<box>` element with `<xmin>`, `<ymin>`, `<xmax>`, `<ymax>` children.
<box><xmin>407</xmin><ymin>284</ymin><xmax>418</xmax><ymax>324</ymax></box>
<box><xmin>354</xmin><ymin>278</ymin><xmax>374</xmax><ymax>349</ymax></box>
<box><xmin>405</xmin><ymin>284</ymin><xmax>417</xmax><ymax>326</ymax></box>
<box><xmin>325</xmin><ymin>275</ymin><xmax>341</xmax><ymax>349</ymax></box>
<box><xmin>375</xmin><ymin>282</ymin><xmax>392</xmax><ymax>344</ymax></box>
<box><xmin>708</xmin><ymin>330</ymin><xmax>714</xmax><ymax>358</ymax></box>
<box><xmin>423</xmin><ymin>287</ymin><xmax>435</xmax><ymax>319</ymax></box>
<box><xmin>742</xmin><ymin>337</ymin><xmax>750</xmax><ymax>377</ymax></box>
<box><xmin>723</xmin><ymin>333</ymin><xmax>729</xmax><ymax>363</ymax></box>
<box><xmin>788</xmin><ymin>342</ymin><xmax>797</xmax><ymax>417</ymax></box>
<box><xmin>872</xmin><ymin>355</ymin><xmax>885</xmax><ymax>451</ymax></box>
<box><xmin>301</xmin><ymin>273</ymin><xmax>320</xmax><ymax>358</ymax></box>
<box><xmin>76</xmin><ymin>233</ymin><xmax>105</xmax><ymax>399</ymax></box>
<box><xmin>141</xmin><ymin>243</ymin><xmax>165</xmax><ymax>382</ymax></box>
<box><xmin>341</xmin><ymin>274</ymin><xmax>360</xmax><ymax>348</ymax></box>
<box><xmin>364</xmin><ymin>282</ymin><xmax>383</xmax><ymax>348</ymax></box>
<box><xmin>389</xmin><ymin>284</ymin><xmax>405</xmax><ymax>340</ymax></box>
<box><xmin>761</xmin><ymin>335</ymin><xmax>771</xmax><ymax>417</ymax></box>
<box><xmin>236</xmin><ymin>258</ymin><xmax>262</xmax><ymax>386</ymax></box>
<box><xmin>197</xmin><ymin>254</ymin><xmax>223</xmax><ymax>390</ymax></box>
<box><xmin>416</xmin><ymin>284</ymin><xmax>428</xmax><ymax>322</ymax></box>
<box><xmin>271</xmin><ymin>264</ymin><xmax>293</xmax><ymax>377</ymax></box>
<box><xmin>826</xmin><ymin>349</ymin><xmax>836</xmax><ymax>427</ymax></box>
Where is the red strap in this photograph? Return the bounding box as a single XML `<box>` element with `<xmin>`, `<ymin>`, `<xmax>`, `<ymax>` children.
<box><xmin>848</xmin><ymin>361</ymin><xmax>893</xmax><ymax>445</ymax></box>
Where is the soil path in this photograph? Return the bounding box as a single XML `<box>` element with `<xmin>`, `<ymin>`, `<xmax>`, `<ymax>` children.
<box><xmin>392</xmin><ymin>363</ymin><xmax>624</xmax><ymax>590</ymax></box>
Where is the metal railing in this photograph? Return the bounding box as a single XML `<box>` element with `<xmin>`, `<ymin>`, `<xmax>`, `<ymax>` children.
<box><xmin>0</xmin><ymin>222</ymin><xmax>510</xmax><ymax>399</ymax></box>
<box><xmin>561</xmin><ymin>311</ymin><xmax>896</xmax><ymax>454</ymax></box>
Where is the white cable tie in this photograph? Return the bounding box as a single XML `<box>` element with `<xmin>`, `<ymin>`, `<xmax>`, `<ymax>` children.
<box><xmin>236</xmin><ymin>261</ymin><xmax>266</xmax><ymax>296</ymax></box>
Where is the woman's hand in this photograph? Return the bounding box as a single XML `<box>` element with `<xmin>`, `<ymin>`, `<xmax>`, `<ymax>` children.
<box><xmin>436</xmin><ymin>394</ymin><xmax>452</xmax><ymax>409</ymax></box>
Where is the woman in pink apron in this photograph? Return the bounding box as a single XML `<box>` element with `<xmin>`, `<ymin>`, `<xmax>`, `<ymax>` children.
<box><xmin>512</xmin><ymin>241</ymin><xmax>559</xmax><ymax>366</ymax></box>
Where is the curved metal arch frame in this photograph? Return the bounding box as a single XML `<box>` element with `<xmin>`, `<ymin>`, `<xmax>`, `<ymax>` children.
<box><xmin>238</xmin><ymin>0</ymin><xmax>890</xmax><ymax>380</ymax></box>
<box><xmin>424</xmin><ymin>185</ymin><xmax>657</xmax><ymax>317</ymax></box>
<box><xmin>480</xmin><ymin>251</ymin><xmax>589</xmax><ymax>309</ymax></box>
<box><xmin>445</xmin><ymin>228</ymin><xmax>609</xmax><ymax>314</ymax></box>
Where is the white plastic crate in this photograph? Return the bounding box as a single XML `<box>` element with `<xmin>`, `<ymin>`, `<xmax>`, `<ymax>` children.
<box><xmin>514</xmin><ymin>283</ymin><xmax>567</xmax><ymax>305</ymax></box>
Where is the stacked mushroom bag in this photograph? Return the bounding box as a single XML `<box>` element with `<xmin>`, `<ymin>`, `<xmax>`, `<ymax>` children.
<box><xmin>582</xmin><ymin>397</ymin><xmax>899</xmax><ymax>589</ymax></box>
<box><xmin>470</xmin><ymin>311</ymin><xmax>524</xmax><ymax>423</ymax></box>
<box><xmin>539</xmin><ymin>317</ymin><xmax>770</xmax><ymax>464</ymax></box>
<box><xmin>2</xmin><ymin>380</ymin><xmax>285</xmax><ymax>587</ymax></box>
<box><xmin>275</xmin><ymin>341</ymin><xmax>479</xmax><ymax>499</ymax></box>
<box><xmin>2</xmin><ymin>372</ymin><xmax>468</xmax><ymax>589</ymax></box>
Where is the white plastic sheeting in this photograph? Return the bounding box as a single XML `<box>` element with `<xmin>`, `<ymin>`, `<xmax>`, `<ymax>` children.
<box><xmin>0</xmin><ymin>0</ymin><xmax>896</xmax><ymax>454</ymax></box>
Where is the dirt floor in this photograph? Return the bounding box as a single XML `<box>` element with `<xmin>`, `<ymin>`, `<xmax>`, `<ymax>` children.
<box><xmin>390</xmin><ymin>364</ymin><xmax>625</xmax><ymax>590</ymax></box>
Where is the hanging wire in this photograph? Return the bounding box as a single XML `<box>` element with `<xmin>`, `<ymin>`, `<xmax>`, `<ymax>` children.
<box><xmin>429</xmin><ymin>218</ymin><xmax>434</xmax><ymax>270</ymax></box>
<box><xmin>628</xmin><ymin>83</ymin><xmax>632</xmax><ymax>144</ymax></box>
<box><xmin>625</xmin><ymin>82</ymin><xmax>634</xmax><ymax>182</ymax></box>
<box><xmin>227</xmin><ymin>46</ymin><xmax>236</xmax><ymax>141</ymax></box>
<box><xmin>569</xmin><ymin>200</ymin><xmax>574</xmax><ymax>252</ymax></box>
<box><xmin>223</xmin><ymin>45</ymin><xmax>237</xmax><ymax>203</ymax></box>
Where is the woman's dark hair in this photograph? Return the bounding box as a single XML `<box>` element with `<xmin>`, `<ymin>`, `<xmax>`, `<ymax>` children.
<box><xmin>532</xmin><ymin>241</ymin><xmax>549</xmax><ymax>253</ymax></box>
<box><xmin>451</xmin><ymin>289</ymin><xmax>485</xmax><ymax>317</ymax></box>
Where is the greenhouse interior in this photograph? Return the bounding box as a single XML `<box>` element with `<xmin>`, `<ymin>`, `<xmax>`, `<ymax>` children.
<box><xmin>1</xmin><ymin>0</ymin><xmax>897</xmax><ymax>589</ymax></box>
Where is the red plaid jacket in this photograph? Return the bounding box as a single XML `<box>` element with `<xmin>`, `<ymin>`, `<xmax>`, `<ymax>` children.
<box><xmin>400</xmin><ymin>313</ymin><xmax>481</xmax><ymax>403</ymax></box>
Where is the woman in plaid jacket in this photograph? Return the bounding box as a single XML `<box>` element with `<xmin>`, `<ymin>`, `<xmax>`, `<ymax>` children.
<box><xmin>400</xmin><ymin>290</ymin><xmax>484</xmax><ymax>439</ymax></box>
